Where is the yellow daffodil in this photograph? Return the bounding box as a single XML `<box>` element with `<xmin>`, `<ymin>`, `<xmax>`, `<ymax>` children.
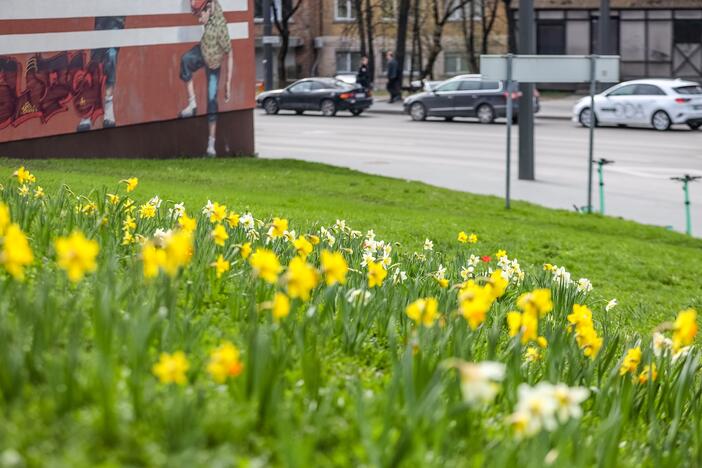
<box><xmin>619</xmin><ymin>347</ymin><xmax>642</xmax><ymax>376</ymax></box>
<box><xmin>240</xmin><ymin>242</ymin><xmax>252</xmax><ymax>259</ymax></box>
<box><xmin>293</xmin><ymin>236</ymin><xmax>313</xmax><ymax>258</ymax></box>
<box><xmin>459</xmin><ymin>280</ymin><xmax>495</xmax><ymax>330</ymax></box>
<box><xmin>152</xmin><ymin>351</ymin><xmax>189</xmax><ymax>385</ymax></box>
<box><xmin>210</xmin><ymin>202</ymin><xmax>227</xmax><ymax>224</ymax></box>
<box><xmin>55</xmin><ymin>231</ymin><xmax>99</xmax><ymax>283</ymax></box>
<box><xmin>138</xmin><ymin>203</ymin><xmax>156</xmax><ymax>219</ymax></box>
<box><xmin>458</xmin><ymin>231</ymin><xmax>469</xmax><ymax>243</ymax></box>
<box><xmin>320</xmin><ymin>250</ymin><xmax>348</xmax><ymax>286</ymax></box>
<box><xmin>0</xmin><ymin>202</ymin><xmax>10</xmax><ymax>236</ymax></box>
<box><xmin>272</xmin><ymin>292</ymin><xmax>291</xmax><ymax>320</ymax></box>
<box><xmin>211</xmin><ymin>224</ymin><xmax>229</xmax><ymax>247</ymax></box>
<box><xmin>285</xmin><ymin>257</ymin><xmax>319</xmax><ymax>301</ymax></box>
<box><xmin>524</xmin><ymin>347</ymin><xmax>541</xmax><ymax>362</ymax></box>
<box><xmin>486</xmin><ymin>270</ymin><xmax>508</xmax><ymax>300</ymax></box>
<box><xmin>367</xmin><ymin>260</ymin><xmax>387</xmax><ymax>288</ymax></box>
<box><xmin>226</xmin><ymin>212</ymin><xmax>240</xmax><ymax>228</ymax></box>
<box><xmin>306</xmin><ymin>234</ymin><xmax>321</xmax><ymax>245</ymax></box>
<box><xmin>178</xmin><ymin>213</ymin><xmax>197</xmax><ymax>233</ymax></box>
<box><xmin>162</xmin><ymin>230</ymin><xmax>193</xmax><ymax>277</ymax></box>
<box><xmin>637</xmin><ymin>364</ymin><xmax>657</xmax><ymax>384</ymax></box>
<box><xmin>673</xmin><ymin>309</ymin><xmax>697</xmax><ymax>352</ymax></box>
<box><xmin>14</xmin><ymin>166</ymin><xmax>36</xmax><ymax>184</ymax></box>
<box><xmin>124</xmin><ymin>177</ymin><xmax>138</xmax><ymax>192</ymax></box>
<box><xmin>142</xmin><ymin>242</ymin><xmax>165</xmax><ymax>278</ymax></box>
<box><xmin>406</xmin><ymin>298</ymin><xmax>439</xmax><ymax>328</ymax></box>
<box><xmin>495</xmin><ymin>249</ymin><xmax>507</xmax><ymax>258</ymax></box>
<box><xmin>249</xmin><ymin>248</ymin><xmax>281</xmax><ymax>284</ymax></box>
<box><xmin>269</xmin><ymin>217</ymin><xmax>288</xmax><ymax>238</ymax></box>
<box><xmin>212</xmin><ymin>254</ymin><xmax>231</xmax><ymax>278</ymax></box>
<box><xmin>0</xmin><ymin>224</ymin><xmax>34</xmax><ymax>281</ymax></box>
<box><xmin>207</xmin><ymin>342</ymin><xmax>244</xmax><ymax>383</ymax></box>
<box><xmin>123</xmin><ymin>215</ymin><xmax>137</xmax><ymax>232</ymax></box>
<box><xmin>18</xmin><ymin>185</ymin><xmax>30</xmax><ymax>197</ymax></box>
<box><xmin>33</xmin><ymin>186</ymin><xmax>45</xmax><ymax>199</ymax></box>
<box><xmin>107</xmin><ymin>193</ymin><xmax>120</xmax><ymax>205</ymax></box>
<box><xmin>518</xmin><ymin>289</ymin><xmax>553</xmax><ymax>317</ymax></box>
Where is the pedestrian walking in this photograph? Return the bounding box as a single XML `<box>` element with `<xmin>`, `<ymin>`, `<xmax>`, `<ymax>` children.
<box><xmin>385</xmin><ymin>51</ymin><xmax>400</xmax><ymax>103</ymax></box>
<box><xmin>356</xmin><ymin>55</ymin><xmax>371</xmax><ymax>91</ymax></box>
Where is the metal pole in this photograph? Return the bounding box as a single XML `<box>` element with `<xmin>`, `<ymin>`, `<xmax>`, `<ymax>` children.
<box><xmin>505</xmin><ymin>54</ymin><xmax>514</xmax><ymax>209</ymax></box>
<box><xmin>263</xmin><ymin>0</ymin><xmax>274</xmax><ymax>91</ymax></box>
<box><xmin>587</xmin><ymin>55</ymin><xmax>597</xmax><ymax>214</ymax></box>
<box><xmin>518</xmin><ymin>0</ymin><xmax>535</xmax><ymax>181</ymax></box>
<box><xmin>598</xmin><ymin>0</ymin><xmax>610</xmax><ymax>55</ymax></box>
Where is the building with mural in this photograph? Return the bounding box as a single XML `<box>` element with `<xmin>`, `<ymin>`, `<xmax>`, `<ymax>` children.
<box><xmin>0</xmin><ymin>0</ymin><xmax>255</xmax><ymax>158</ymax></box>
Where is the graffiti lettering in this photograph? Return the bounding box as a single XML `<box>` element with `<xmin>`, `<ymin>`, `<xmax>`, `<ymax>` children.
<box><xmin>0</xmin><ymin>52</ymin><xmax>105</xmax><ymax>130</ymax></box>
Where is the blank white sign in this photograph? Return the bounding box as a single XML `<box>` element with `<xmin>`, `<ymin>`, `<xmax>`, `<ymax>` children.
<box><xmin>481</xmin><ymin>55</ymin><xmax>620</xmax><ymax>83</ymax></box>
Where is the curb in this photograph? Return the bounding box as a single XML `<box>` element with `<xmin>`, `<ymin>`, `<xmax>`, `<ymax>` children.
<box><xmin>366</xmin><ymin>108</ymin><xmax>572</xmax><ymax>121</ymax></box>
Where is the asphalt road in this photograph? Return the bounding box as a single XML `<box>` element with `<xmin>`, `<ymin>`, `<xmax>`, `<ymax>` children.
<box><xmin>255</xmin><ymin>110</ymin><xmax>702</xmax><ymax>235</ymax></box>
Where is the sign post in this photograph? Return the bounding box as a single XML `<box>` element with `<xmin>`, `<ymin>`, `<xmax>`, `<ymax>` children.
<box><xmin>671</xmin><ymin>175</ymin><xmax>701</xmax><ymax>236</ymax></box>
<box><xmin>481</xmin><ymin>54</ymin><xmax>620</xmax><ymax>210</ymax></box>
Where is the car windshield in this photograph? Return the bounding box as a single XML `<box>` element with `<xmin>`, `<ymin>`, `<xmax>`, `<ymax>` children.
<box><xmin>675</xmin><ymin>85</ymin><xmax>702</xmax><ymax>95</ymax></box>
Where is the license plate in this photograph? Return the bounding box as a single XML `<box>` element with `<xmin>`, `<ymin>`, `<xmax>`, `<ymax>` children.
<box><xmin>356</xmin><ymin>93</ymin><xmax>366</xmax><ymax>98</ymax></box>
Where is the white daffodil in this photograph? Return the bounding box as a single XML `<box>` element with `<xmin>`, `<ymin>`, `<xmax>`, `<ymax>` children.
<box><xmin>423</xmin><ymin>239</ymin><xmax>434</xmax><ymax>251</ymax></box>
<box><xmin>468</xmin><ymin>254</ymin><xmax>480</xmax><ymax>267</ymax></box>
<box><xmin>553</xmin><ymin>266</ymin><xmax>572</xmax><ymax>285</ymax></box>
<box><xmin>606</xmin><ymin>298</ymin><xmax>618</xmax><ymax>312</ymax></box>
<box><xmin>460</xmin><ymin>266</ymin><xmax>475</xmax><ymax>280</ymax></box>
<box><xmin>577</xmin><ymin>278</ymin><xmax>593</xmax><ymax>293</ymax></box>
<box><xmin>169</xmin><ymin>202</ymin><xmax>185</xmax><ymax>220</ymax></box>
<box><xmin>361</xmin><ymin>252</ymin><xmax>375</xmax><ymax>268</ymax></box>
<box><xmin>551</xmin><ymin>383</ymin><xmax>589</xmax><ymax>423</ymax></box>
<box><xmin>239</xmin><ymin>213</ymin><xmax>255</xmax><ymax>231</ymax></box>
<box><xmin>148</xmin><ymin>195</ymin><xmax>162</xmax><ymax>209</ymax></box>
<box><xmin>515</xmin><ymin>383</ymin><xmax>558</xmax><ymax>435</ymax></box>
<box><xmin>392</xmin><ymin>268</ymin><xmax>407</xmax><ymax>284</ymax></box>
<box><xmin>446</xmin><ymin>360</ymin><xmax>506</xmax><ymax>407</ymax></box>
<box><xmin>153</xmin><ymin>228</ymin><xmax>173</xmax><ymax>248</ymax></box>
<box><xmin>202</xmin><ymin>200</ymin><xmax>215</xmax><ymax>217</ymax></box>
<box><xmin>346</xmin><ymin>288</ymin><xmax>372</xmax><ymax>306</ymax></box>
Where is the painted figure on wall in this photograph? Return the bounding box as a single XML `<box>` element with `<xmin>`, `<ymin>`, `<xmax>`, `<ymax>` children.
<box><xmin>77</xmin><ymin>16</ymin><xmax>126</xmax><ymax>132</ymax></box>
<box><xmin>179</xmin><ymin>0</ymin><xmax>233</xmax><ymax>157</ymax></box>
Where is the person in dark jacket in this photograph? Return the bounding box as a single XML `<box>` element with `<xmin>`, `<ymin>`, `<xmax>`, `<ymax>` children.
<box><xmin>356</xmin><ymin>55</ymin><xmax>371</xmax><ymax>91</ymax></box>
<box><xmin>385</xmin><ymin>51</ymin><xmax>401</xmax><ymax>103</ymax></box>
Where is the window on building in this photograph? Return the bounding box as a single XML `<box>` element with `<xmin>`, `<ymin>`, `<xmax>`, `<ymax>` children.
<box><xmin>674</xmin><ymin>19</ymin><xmax>702</xmax><ymax>44</ymax></box>
<box><xmin>447</xmin><ymin>0</ymin><xmax>482</xmax><ymax>22</ymax></box>
<box><xmin>444</xmin><ymin>53</ymin><xmax>470</xmax><ymax>75</ymax></box>
<box><xmin>380</xmin><ymin>0</ymin><xmax>396</xmax><ymax>20</ymax></box>
<box><xmin>336</xmin><ymin>51</ymin><xmax>361</xmax><ymax>74</ymax></box>
<box><xmin>254</xmin><ymin>0</ymin><xmax>282</xmax><ymax>20</ymax></box>
<box><xmin>537</xmin><ymin>20</ymin><xmax>566</xmax><ymax>55</ymax></box>
<box><xmin>335</xmin><ymin>0</ymin><xmax>356</xmax><ymax>21</ymax></box>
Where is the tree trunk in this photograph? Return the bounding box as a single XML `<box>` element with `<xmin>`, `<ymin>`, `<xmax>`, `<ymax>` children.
<box><xmin>481</xmin><ymin>0</ymin><xmax>499</xmax><ymax>55</ymax></box>
<box><xmin>354</xmin><ymin>0</ymin><xmax>367</xmax><ymax>56</ymax></box>
<box><xmin>395</xmin><ymin>0</ymin><xmax>411</xmax><ymax>89</ymax></box>
<box><xmin>410</xmin><ymin>0</ymin><xmax>422</xmax><ymax>81</ymax></box>
<box><xmin>503</xmin><ymin>0</ymin><xmax>517</xmax><ymax>53</ymax></box>
<box><xmin>422</xmin><ymin>26</ymin><xmax>443</xmax><ymax>79</ymax></box>
<box><xmin>462</xmin><ymin>0</ymin><xmax>478</xmax><ymax>72</ymax></box>
<box><xmin>364</xmin><ymin>0</ymin><xmax>376</xmax><ymax>83</ymax></box>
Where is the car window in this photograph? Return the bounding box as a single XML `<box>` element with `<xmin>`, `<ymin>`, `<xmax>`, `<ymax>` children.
<box><xmin>289</xmin><ymin>82</ymin><xmax>312</xmax><ymax>93</ymax></box>
<box><xmin>635</xmin><ymin>84</ymin><xmax>666</xmax><ymax>96</ymax></box>
<box><xmin>309</xmin><ymin>81</ymin><xmax>326</xmax><ymax>91</ymax></box>
<box><xmin>479</xmin><ymin>81</ymin><xmax>501</xmax><ymax>91</ymax></box>
<box><xmin>436</xmin><ymin>80</ymin><xmax>462</xmax><ymax>92</ymax></box>
<box><xmin>675</xmin><ymin>85</ymin><xmax>702</xmax><ymax>95</ymax></box>
<box><xmin>458</xmin><ymin>80</ymin><xmax>481</xmax><ymax>91</ymax></box>
<box><xmin>608</xmin><ymin>84</ymin><xmax>637</xmax><ymax>96</ymax></box>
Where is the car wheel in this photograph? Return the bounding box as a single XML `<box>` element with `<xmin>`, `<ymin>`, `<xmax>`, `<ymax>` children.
<box><xmin>476</xmin><ymin>104</ymin><xmax>495</xmax><ymax>124</ymax></box>
<box><xmin>410</xmin><ymin>102</ymin><xmax>427</xmax><ymax>121</ymax></box>
<box><xmin>295</xmin><ymin>110</ymin><xmax>304</xmax><ymax>115</ymax></box>
<box><xmin>351</xmin><ymin>109</ymin><xmax>363</xmax><ymax>116</ymax></box>
<box><xmin>652</xmin><ymin>110</ymin><xmax>671</xmax><ymax>131</ymax></box>
<box><xmin>578</xmin><ymin>108</ymin><xmax>598</xmax><ymax>128</ymax></box>
<box><xmin>444</xmin><ymin>116</ymin><xmax>454</xmax><ymax>122</ymax></box>
<box><xmin>687</xmin><ymin>122</ymin><xmax>701</xmax><ymax>131</ymax></box>
<box><xmin>321</xmin><ymin>99</ymin><xmax>337</xmax><ymax>117</ymax></box>
<box><xmin>263</xmin><ymin>98</ymin><xmax>279</xmax><ymax>115</ymax></box>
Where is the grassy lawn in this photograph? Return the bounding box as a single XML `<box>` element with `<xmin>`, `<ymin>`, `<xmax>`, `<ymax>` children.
<box><xmin>1</xmin><ymin>157</ymin><xmax>700</xmax><ymax>334</ymax></box>
<box><xmin>2</xmin><ymin>157</ymin><xmax>702</xmax><ymax>466</ymax></box>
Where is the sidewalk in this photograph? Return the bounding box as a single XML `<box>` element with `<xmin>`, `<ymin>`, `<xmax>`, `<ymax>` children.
<box><xmin>367</xmin><ymin>95</ymin><xmax>580</xmax><ymax>120</ymax></box>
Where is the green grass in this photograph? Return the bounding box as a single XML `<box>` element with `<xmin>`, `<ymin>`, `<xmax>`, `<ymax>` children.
<box><xmin>3</xmin><ymin>157</ymin><xmax>698</xmax><ymax>334</ymax></box>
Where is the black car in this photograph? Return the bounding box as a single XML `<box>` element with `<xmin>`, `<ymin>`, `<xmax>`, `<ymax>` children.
<box><xmin>403</xmin><ymin>74</ymin><xmax>540</xmax><ymax>123</ymax></box>
<box><xmin>256</xmin><ymin>78</ymin><xmax>373</xmax><ymax>117</ymax></box>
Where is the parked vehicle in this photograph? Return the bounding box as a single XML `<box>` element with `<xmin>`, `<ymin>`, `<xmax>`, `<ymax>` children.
<box><xmin>572</xmin><ymin>79</ymin><xmax>702</xmax><ymax>131</ymax></box>
<box><xmin>256</xmin><ymin>78</ymin><xmax>373</xmax><ymax>117</ymax></box>
<box><xmin>403</xmin><ymin>74</ymin><xmax>540</xmax><ymax>123</ymax></box>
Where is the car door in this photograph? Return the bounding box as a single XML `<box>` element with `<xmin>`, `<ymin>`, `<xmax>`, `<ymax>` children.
<box><xmin>428</xmin><ymin>80</ymin><xmax>462</xmax><ymax>116</ymax></box>
<box><xmin>305</xmin><ymin>80</ymin><xmax>331</xmax><ymax>110</ymax></box>
<box><xmin>632</xmin><ymin>84</ymin><xmax>667</xmax><ymax>124</ymax></box>
<box><xmin>597</xmin><ymin>84</ymin><xmax>638</xmax><ymax>124</ymax></box>
<box><xmin>452</xmin><ymin>79</ymin><xmax>482</xmax><ymax>117</ymax></box>
<box><xmin>279</xmin><ymin>81</ymin><xmax>312</xmax><ymax>110</ymax></box>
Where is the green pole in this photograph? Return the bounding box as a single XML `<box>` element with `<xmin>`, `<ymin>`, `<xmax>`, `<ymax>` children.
<box><xmin>683</xmin><ymin>180</ymin><xmax>692</xmax><ymax>236</ymax></box>
<box><xmin>598</xmin><ymin>162</ymin><xmax>605</xmax><ymax>215</ymax></box>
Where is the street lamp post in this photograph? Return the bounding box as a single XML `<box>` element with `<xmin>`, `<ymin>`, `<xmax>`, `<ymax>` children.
<box><xmin>518</xmin><ymin>0</ymin><xmax>535</xmax><ymax>181</ymax></box>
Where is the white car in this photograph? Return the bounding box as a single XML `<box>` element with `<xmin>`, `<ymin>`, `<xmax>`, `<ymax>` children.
<box><xmin>572</xmin><ymin>79</ymin><xmax>702</xmax><ymax>131</ymax></box>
